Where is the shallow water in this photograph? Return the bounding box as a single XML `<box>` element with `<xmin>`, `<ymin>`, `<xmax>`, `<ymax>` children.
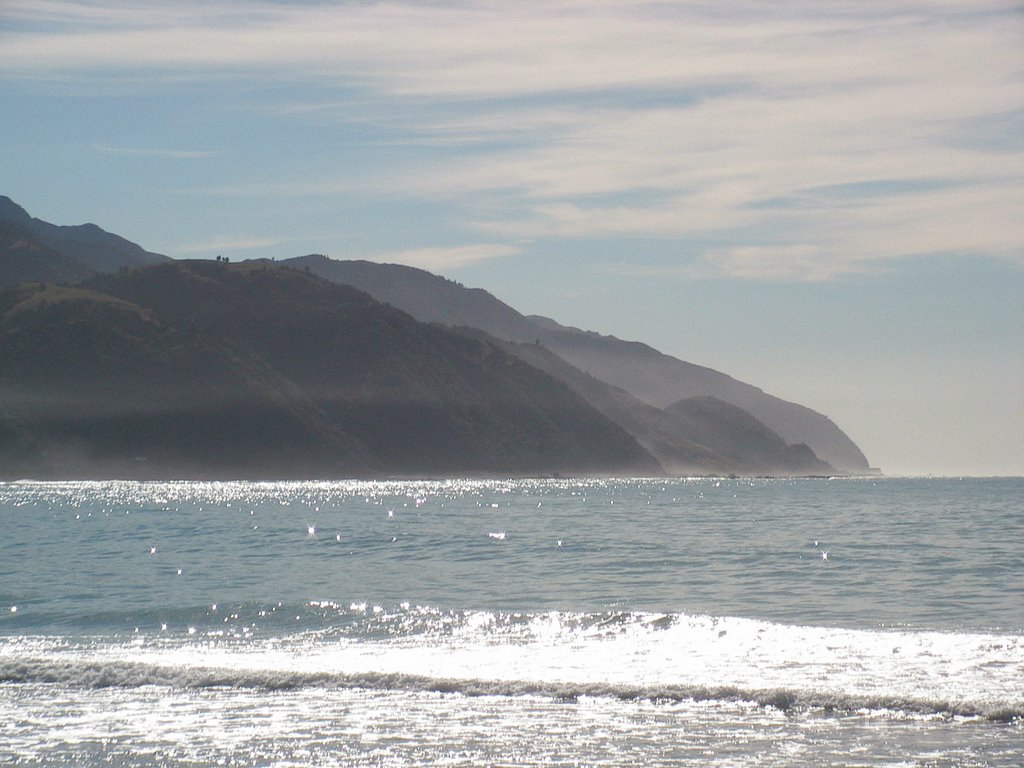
<box><xmin>1</xmin><ymin>477</ymin><xmax>1022</xmax><ymax>765</ymax></box>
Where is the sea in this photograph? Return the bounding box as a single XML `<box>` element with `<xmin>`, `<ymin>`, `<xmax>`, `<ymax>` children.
<box><xmin>0</xmin><ymin>476</ymin><xmax>1021</xmax><ymax>767</ymax></box>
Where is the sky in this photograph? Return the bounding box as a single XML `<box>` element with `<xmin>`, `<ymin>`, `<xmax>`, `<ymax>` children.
<box><xmin>1</xmin><ymin>0</ymin><xmax>1022</xmax><ymax>476</ymax></box>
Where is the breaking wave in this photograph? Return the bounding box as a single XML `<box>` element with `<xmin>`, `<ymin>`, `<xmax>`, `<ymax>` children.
<box><xmin>1</xmin><ymin>656</ymin><xmax>1020</xmax><ymax>722</ymax></box>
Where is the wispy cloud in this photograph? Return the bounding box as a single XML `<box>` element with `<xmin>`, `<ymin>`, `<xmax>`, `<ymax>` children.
<box><xmin>179</xmin><ymin>178</ymin><xmax>388</xmax><ymax>198</ymax></box>
<box><xmin>3</xmin><ymin>1</ymin><xmax>1021</xmax><ymax>281</ymax></box>
<box><xmin>5</xmin><ymin>2</ymin><xmax>1018</xmax><ymax>98</ymax></box>
<box><xmin>92</xmin><ymin>143</ymin><xmax>218</xmax><ymax>159</ymax></box>
<box><xmin>366</xmin><ymin>243</ymin><xmax>521</xmax><ymax>271</ymax></box>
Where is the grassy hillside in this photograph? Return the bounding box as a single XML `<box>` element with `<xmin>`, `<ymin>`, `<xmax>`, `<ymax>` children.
<box><xmin>0</xmin><ymin>197</ymin><xmax>871</xmax><ymax>476</ymax></box>
<box><xmin>0</xmin><ymin>282</ymin><xmax>376</xmax><ymax>478</ymax></box>
<box><xmin>0</xmin><ymin>262</ymin><xmax>660</xmax><ymax>479</ymax></box>
<box><xmin>0</xmin><ymin>220</ymin><xmax>96</xmax><ymax>288</ymax></box>
<box><xmin>0</xmin><ymin>195</ymin><xmax>168</xmax><ymax>289</ymax></box>
<box><xmin>487</xmin><ymin>334</ymin><xmax>835</xmax><ymax>476</ymax></box>
<box><xmin>290</xmin><ymin>253</ymin><xmax>870</xmax><ymax>472</ymax></box>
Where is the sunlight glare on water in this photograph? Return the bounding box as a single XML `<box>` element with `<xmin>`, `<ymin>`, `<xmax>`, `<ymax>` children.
<box><xmin>1</xmin><ymin>477</ymin><xmax>1022</xmax><ymax>766</ymax></box>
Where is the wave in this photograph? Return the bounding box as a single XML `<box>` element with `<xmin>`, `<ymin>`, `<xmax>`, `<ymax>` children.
<box><xmin>1</xmin><ymin>656</ymin><xmax>1019</xmax><ymax>723</ymax></box>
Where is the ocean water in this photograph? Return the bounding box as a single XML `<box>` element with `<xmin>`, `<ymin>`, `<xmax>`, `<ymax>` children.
<box><xmin>0</xmin><ymin>476</ymin><xmax>1021</xmax><ymax>766</ymax></box>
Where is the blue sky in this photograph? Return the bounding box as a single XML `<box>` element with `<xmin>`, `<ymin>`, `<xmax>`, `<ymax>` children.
<box><xmin>1</xmin><ymin>0</ymin><xmax>1022</xmax><ymax>475</ymax></box>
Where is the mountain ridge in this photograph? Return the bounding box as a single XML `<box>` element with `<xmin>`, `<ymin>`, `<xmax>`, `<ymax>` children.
<box><xmin>464</xmin><ymin>329</ymin><xmax>834</xmax><ymax>477</ymax></box>
<box><xmin>0</xmin><ymin>195</ymin><xmax>169</xmax><ymax>288</ymax></box>
<box><xmin>0</xmin><ymin>261</ymin><xmax>662</xmax><ymax>479</ymax></box>
<box><xmin>286</xmin><ymin>254</ymin><xmax>871</xmax><ymax>472</ymax></box>
<box><xmin>0</xmin><ymin>198</ymin><xmax>873</xmax><ymax>477</ymax></box>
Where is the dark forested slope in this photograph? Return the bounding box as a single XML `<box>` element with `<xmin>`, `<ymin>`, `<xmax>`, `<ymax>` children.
<box><xmin>289</xmin><ymin>254</ymin><xmax>870</xmax><ymax>472</ymax></box>
<box><xmin>0</xmin><ymin>196</ymin><xmax>168</xmax><ymax>289</ymax></box>
<box><xmin>0</xmin><ymin>262</ymin><xmax>659</xmax><ymax>478</ymax></box>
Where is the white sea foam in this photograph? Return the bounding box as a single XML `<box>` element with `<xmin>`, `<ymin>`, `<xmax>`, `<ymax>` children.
<box><xmin>2</xmin><ymin>610</ymin><xmax>1020</xmax><ymax>722</ymax></box>
<box><xmin>3</xmin><ymin>478</ymin><xmax>1022</xmax><ymax>766</ymax></box>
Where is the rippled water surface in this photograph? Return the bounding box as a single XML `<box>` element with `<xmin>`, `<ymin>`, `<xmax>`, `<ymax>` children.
<box><xmin>1</xmin><ymin>477</ymin><xmax>1022</xmax><ymax>766</ymax></box>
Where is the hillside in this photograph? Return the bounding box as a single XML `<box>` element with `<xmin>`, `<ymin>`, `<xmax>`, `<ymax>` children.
<box><xmin>532</xmin><ymin>320</ymin><xmax>870</xmax><ymax>472</ymax></box>
<box><xmin>0</xmin><ymin>219</ymin><xmax>97</xmax><ymax>287</ymax></box>
<box><xmin>664</xmin><ymin>396</ymin><xmax>833</xmax><ymax>476</ymax></box>
<box><xmin>477</xmin><ymin>333</ymin><xmax>834</xmax><ymax>476</ymax></box>
<box><xmin>0</xmin><ymin>282</ymin><xmax>376</xmax><ymax>478</ymax></box>
<box><xmin>0</xmin><ymin>261</ymin><xmax>661</xmax><ymax>479</ymax></box>
<box><xmin>287</xmin><ymin>254</ymin><xmax>871</xmax><ymax>472</ymax></box>
<box><xmin>0</xmin><ymin>199</ymin><xmax>872</xmax><ymax>477</ymax></box>
<box><xmin>0</xmin><ymin>196</ymin><xmax>168</xmax><ymax>288</ymax></box>
<box><xmin>285</xmin><ymin>254</ymin><xmax>542</xmax><ymax>341</ymax></box>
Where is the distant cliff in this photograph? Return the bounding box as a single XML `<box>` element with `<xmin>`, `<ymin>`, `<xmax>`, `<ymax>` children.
<box><xmin>0</xmin><ymin>198</ymin><xmax>872</xmax><ymax>477</ymax></box>
<box><xmin>287</xmin><ymin>254</ymin><xmax>870</xmax><ymax>473</ymax></box>
<box><xmin>479</xmin><ymin>333</ymin><xmax>834</xmax><ymax>477</ymax></box>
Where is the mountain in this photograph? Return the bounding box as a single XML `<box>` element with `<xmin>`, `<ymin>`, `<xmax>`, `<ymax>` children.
<box><xmin>284</xmin><ymin>254</ymin><xmax>543</xmax><ymax>341</ymax></box>
<box><xmin>0</xmin><ymin>282</ymin><xmax>375</xmax><ymax>479</ymax></box>
<box><xmin>530</xmin><ymin>319</ymin><xmax>870</xmax><ymax>472</ymax></box>
<box><xmin>0</xmin><ymin>196</ymin><xmax>168</xmax><ymax>288</ymax></box>
<box><xmin>0</xmin><ymin>261</ymin><xmax>661</xmax><ymax>479</ymax></box>
<box><xmin>472</xmin><ymin>332</ymin><xmax>834</xmax><ymax>476</ymax></box>
<box><xmin>664</xmin><ymin>396</ymin><xmax>833</xmax><ymax>476</ymax></box>
<box><xmin>286</xmin><ymin>254</ymin><xmax>871</xmax><ymax>473</ymax></box>
<box><xmin>2</xmin><ymin>202</ymin><xmax>872</xmax><ymax>481</ymax></box>
<box><xmin>0</xmin><ymin>218</ymin><xmax>97</xmax><ymax>287</ymax></box>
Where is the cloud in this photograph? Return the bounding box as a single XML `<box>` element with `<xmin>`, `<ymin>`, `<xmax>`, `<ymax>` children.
<box><xmin>706</xmin><ymin>245</ymin><xmax>853</xmax><ymax>283</ymax></box>
<box><xmin>92</xmin><ymin>143</ymin><xmax>218</xmax><ymax>159</ymax></box>
<box><xmin>4</xmin><ymin>2</ymin><xmax>1018</xmax><ymax>98</ymax></box>
<box><xmin>367</xmin><ymin>243</ymin><xmax>521</xmax><ymax>271</ymax></box>
<box><xmin>2</xmin><ymin>0</ymin><xmax>1021</xmax><ymax>281</ymax></box>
